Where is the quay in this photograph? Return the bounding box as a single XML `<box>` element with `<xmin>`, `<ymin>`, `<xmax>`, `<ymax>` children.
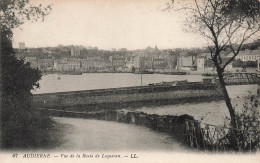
<box><xmin>33</xmin><ymin>81</ymin><xmax>224</xmax><ymax>111</ymax></box>
<box><xmin>33</xmin><ymin>72</ymin><xmax>260</xmax><ymax>111</ymax></box>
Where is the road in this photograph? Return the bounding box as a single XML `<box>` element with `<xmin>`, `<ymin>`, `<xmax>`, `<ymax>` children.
<box><xmin>52</xmin><ymin>117</ymin><xmax>189</xmax><ymax>152</ymax></box>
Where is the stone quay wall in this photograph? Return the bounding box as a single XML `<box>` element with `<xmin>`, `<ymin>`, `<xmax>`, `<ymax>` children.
<box><xmin>33</xmin><ymin>83</ymin><xmax>224</xmax><ymax>111</ymax></box>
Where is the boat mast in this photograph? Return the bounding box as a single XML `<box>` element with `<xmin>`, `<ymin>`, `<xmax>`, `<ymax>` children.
<box><xmin>141</xmin><ymin>73</ymin><xmax>142</xmax><ymax>86</ymax></box>
<box><xmin>141</xmin><ymin>53</ymin><xmax>145</xmax><ymax>86</ymax></box>
<box><xmin>140</xmin><ymin>55</ymin><xmax>143</xmax><ymax>86</ymax></box>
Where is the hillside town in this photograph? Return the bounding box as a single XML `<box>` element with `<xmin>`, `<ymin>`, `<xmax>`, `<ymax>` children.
<box><xmin>3</xmin><ymin>0</ymin><xmax>260</xmax><ymax>155</ymax></box>
<box><xmin>15</xmin><ymin>39</ymin><xmax>260</xmax><ymax>74</ymax></box>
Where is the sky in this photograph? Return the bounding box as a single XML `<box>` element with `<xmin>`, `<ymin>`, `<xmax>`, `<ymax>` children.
<box><xmin>12</xmin><ymin>0</ymin><xmax>205</xmax><ymax>50</ymax></box>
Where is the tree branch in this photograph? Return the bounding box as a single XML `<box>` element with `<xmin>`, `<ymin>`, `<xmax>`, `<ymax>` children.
<box><xmin>222</xmin><ymin>27</ymin><xmax>260</xmax><ymax>70</ymax></box>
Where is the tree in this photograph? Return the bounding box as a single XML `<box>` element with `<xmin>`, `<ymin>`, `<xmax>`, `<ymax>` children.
<box><xmin>1</xmin><ymin>0</ymin><xmax>52</xmax><ymax>29</ymax></box>
<box><xmin>232</xmin><ymin>59</ymin><xmax>244</xmax><ymax>67</ymax></box>
<box><xmin>169</xmin><ymin>0</ymin><xmax>260</xmax><ymax>150</ymax></box>
<box><xmin>186</xmin><ymin>48</ymin><xmax>203</xmax><ymax>57</ymax></box>
<box><xmin>245</xmin><ymin>60</ymin><xmax>257</xmax><ymax>68</ymax></box>
<box><xmin>1</xmin><ymin>0</ymin><xmax>52</xmax><ymax>148</ymax></box>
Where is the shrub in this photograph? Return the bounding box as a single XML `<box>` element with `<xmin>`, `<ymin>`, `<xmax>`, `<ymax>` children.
<box><xmin>224</xmin><ymin>94</ymin><xmax>260</xmax><ymax>152</ymax></box>
<box><xmin>1</xmin><ymin>26</ymin><xmax>54</xmax><ymax>150</ymax></box>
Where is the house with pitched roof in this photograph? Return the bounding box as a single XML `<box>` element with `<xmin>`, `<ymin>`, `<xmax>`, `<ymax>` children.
<box><xmin>53</xmin><ymin>58</ymin><xmax>80</xmax><ymax>71</ymax></box>
<box><xmin>230</xmin><ymin>49</ymin><xmax>260</xmax><ymax>61</ymax></box>
<box><xmin>177</xmin><ymin>56</ymin><xmax>196</xmax><ymax>71</ymax></box>
<box><xmin>37</xmin><ymin>59</ymin><xmax>54</xmax><ymax>71</ymax></box>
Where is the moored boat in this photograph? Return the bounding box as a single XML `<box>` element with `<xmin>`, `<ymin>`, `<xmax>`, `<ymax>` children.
<box><xmin>134</xmin><ymin>70</ymin><xmax>154</xmax><ymax>74</ymax></box>
<box><xmin>68</xmin><ymin>71</ymin><xmax>83</xmax><ymax>75</ymax></box>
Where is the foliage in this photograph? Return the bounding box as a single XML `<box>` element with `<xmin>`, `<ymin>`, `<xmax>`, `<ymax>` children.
<box><xmin>186</xmin><ymin>48</ymin><xmax>203</xmax><ymax>57</ymax></box>
<box><xmin>0</xmin><ymin>0</ymin><xmax>52</xmax><ymax>28</ymax></box>
<box><xmin>221</xmin><ymin>0</ymin><xmax>260</xmax><ymax>21</ymax></box>
<box><xmin>223</xmin><ymin>95</ymin><xmax>260</xmax><ymax>151</ymax></box>
<box><xmin>1</xmin><ymin>0</ymin><xmax>53</xmax><ymax>149</ymax></box>
<box><xmin>232</xmin><ymin>59</ymin><xmax>244</xmax><ymax>68</ymax></box>
<box><xmin>245</xmin><ymin>61</ymin><xmax>257</xmax><ymax>68</ymax></box>
<box><xmin>242</xmin><ymin>42</ymin><xmax>259</xmax><ymax>50</ymax></box>
<box><xmin>232</xmin><ymin>59</ymin><xmax>257</xmax><ymax>68</ymax></box>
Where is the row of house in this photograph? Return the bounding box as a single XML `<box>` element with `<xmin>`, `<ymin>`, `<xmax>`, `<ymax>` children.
<box><xmin>234</xmin><ymin>49</ymin><xmax>260</xmax><ymax>61</ymax></box>
<box><xmin>24</xmin><ymin>55</ymin><xmax>171</xmax><ymax>72</ymax></box>
<box><xmin>24</xmin><ymin>48</ymin><xmax>260</xmax><ymax>72</ymax></box>
<box><xmin>27</xmin><ymin>57</ymin><xmax>110</xmax><ymax>71</ymax></box>
<box><xmin>24</xmin><ymin>57</ymin><xmax>54</xmax><ymax>71</ymax></box>
<box><xmin>196</xmin><ymin>49</ymin><xmax>260</xmax><ymax>71</ymax></box>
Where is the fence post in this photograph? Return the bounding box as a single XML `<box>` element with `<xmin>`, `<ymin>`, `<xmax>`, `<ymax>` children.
<box><xmin>257</xmin><ymin>83</ymin><xmax>260</xmax><ymax>97</ymax></box>
<box><xmin>185</xmin><ymin>121</ymin><xmax>190</xmax><ymax>145</ymax></box>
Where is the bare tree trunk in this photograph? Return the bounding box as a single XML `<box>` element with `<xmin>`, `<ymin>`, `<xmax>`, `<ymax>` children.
<box><xmin>216</xmin><ymin>67</ymin><xmax>240</xmax><ymax>150</ymax></box>
<box><xmin>216</xmin><ymin>68</ymin><xmax>236</xmax><ymax>127</ymax></box>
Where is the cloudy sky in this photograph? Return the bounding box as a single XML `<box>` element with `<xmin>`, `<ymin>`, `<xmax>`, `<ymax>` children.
<box><xmin>13</xmin><ymin>0</ymin><xmax>205</xmax><ymax>50</ymax></box>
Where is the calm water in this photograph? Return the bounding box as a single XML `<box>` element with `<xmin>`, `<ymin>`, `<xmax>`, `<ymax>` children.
<box><xmin>33</xmin><ymin>73</ymin><xmax>257</xmax><ymax>125</ymax></box>
<box><xmin>35</xmin><ymin>73</ymin><xmax>257</xmax><ymax>150</ymax></box>
<box><xmin>136</xmin><ymin>85</ymin><xmax>257</xmax><ymax>126</ymax></box>
<box><xmin>33</xmin><ymin>73</ymin><xmax>203</xmax><ymax>94</ymax></box>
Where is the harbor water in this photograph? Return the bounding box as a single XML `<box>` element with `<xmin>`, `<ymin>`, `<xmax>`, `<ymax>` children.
<box><xmin>35</xmin><ymin>73</ymin><xmax>257</xmax><ymax>150</ymax></box>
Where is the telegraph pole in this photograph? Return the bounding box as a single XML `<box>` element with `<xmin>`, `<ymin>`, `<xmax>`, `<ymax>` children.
<box><xmin>141</xmin><ymin>73</ymin><xmax>142</xmax><ymax>86</ymax></box>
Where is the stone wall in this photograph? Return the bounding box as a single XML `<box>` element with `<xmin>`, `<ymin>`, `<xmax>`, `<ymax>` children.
<box><xmin>39</xmin><ymin>108</ymin><xmax>245</xmax><ymax>152</ymax></box>
<box><xmin>33</xmin><ymin>83</ymin><xmax>223</xmax><ymax>111</ymax></box>
<box><xmin>38</xmin><ymin>109</ymin><xmax>197</xmax><ymax>143</ymax></box>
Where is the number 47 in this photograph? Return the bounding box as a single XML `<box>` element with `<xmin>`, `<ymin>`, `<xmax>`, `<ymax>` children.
<box><xmin>12</xmin><ymin>154</ymin><xmax>18</xmax><ymax>158</ymax></box>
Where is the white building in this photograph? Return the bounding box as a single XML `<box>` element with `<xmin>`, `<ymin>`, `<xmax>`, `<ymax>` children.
<box><xmin>71</xmin><ymin>47</ymin><xmax>81</xmax><ymax>57</ymax></box>
<box><xmin>53</xmin><ymin>58</ymin><xmax>80</xmax><ymax>71</ymax></box>
<box><xmin>197</xmin><ymin>58</ymin><xmax>205</xmax><ymax>70</ymax></box>
<box><xmin>233</xmin><ymin>49</ymin><xmax>260</xmax><ymax>61</ymax></box>
<box><xmin>177</xmin><ymin>56</ymin><xmax>194</xmax><ymax>71</ymax></box>
<box><xmin>125</xmin><ymin>57</ymin><xmax>134</xmax><ymax>69</ymax></box>
<box><xmin>19</xmin><ymin>42</ymin><xmax>25</xmax><ymax>50</ymax></box>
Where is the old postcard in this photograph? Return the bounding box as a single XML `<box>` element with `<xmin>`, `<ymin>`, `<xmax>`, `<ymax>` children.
<box><xmin>1</xmin><ymin>0</ymin><xmax>260</xmax><ymax>162</ymax></box>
